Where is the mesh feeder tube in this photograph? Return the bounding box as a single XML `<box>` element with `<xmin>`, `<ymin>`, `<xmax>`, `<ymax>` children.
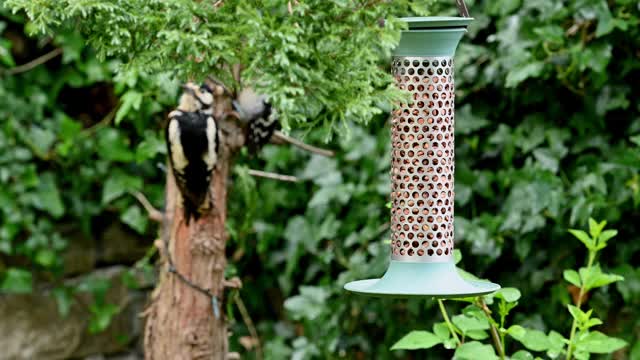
<box><xmin>344</xmin><ymin>17</ymin><xmax>500</xmax><ymax>298</ymax></box>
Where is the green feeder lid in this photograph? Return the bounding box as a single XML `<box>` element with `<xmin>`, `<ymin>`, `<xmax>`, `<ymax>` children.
<box><xmin>344</xmin><ymin>261</ymin><xmax>500</xmax><ymax>299</ymax></box>
<box><xmin>394</xmin><ymin>17</ymin><xmax>474</xmax><ymax>57</ymax></box>
<box><xmin>400</xmin><ymin>16</ymin><xmax>474</xmax><ymax>29</ymax></box>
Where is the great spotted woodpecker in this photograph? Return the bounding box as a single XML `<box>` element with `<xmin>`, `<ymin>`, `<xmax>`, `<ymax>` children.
<box><xmin>232</xmin><ymin>87</ymin><xmax>279</xmax><ymax>154</ymax></box>
<box><xmin>166</xmin><ymin>82</ymin><xmax>219</xmax><ymax>223</ymax></box>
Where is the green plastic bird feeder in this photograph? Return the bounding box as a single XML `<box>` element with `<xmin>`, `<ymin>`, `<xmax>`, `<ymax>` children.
<box><xmin>344</xmin><ymin>16</ymin><xmax>500</xmax><ymax>298</ymax></box>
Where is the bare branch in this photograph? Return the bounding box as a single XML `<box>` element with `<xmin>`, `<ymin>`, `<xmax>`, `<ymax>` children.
<box><xmin>5</xmin><ymin>48</ymin><xmax>63</xmax><ymax>75</ymax></box>
<box><xmin>234</xmin><ymin>292</ymin><xmax>263</xmax><ymax>360</ymax></box>
<box><xmin>271</xmin><ymin>130</ymin><xmax>335</xmax><ymax>157</ymax></box>
<box><xmin>131</xmin><ymin>191</ymin><xmax>164</xmax><ymax>222</ymax></box>
<box><xmin>247</xmin><ymin>169</ymin><xmax>299</xmax><ymax>183</ymax></box>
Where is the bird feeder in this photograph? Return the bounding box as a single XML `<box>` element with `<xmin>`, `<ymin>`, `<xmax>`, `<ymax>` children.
<box><xmin>344</xmin><ymin>16</ymin><xmax>500</xmax><ymax>298</ymax></box>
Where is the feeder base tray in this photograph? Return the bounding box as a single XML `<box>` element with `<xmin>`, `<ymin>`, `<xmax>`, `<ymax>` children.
<box><xmin>344</xmin><ymin>261</ymin><xmax>500</xmax><ymax>298</ymax></box>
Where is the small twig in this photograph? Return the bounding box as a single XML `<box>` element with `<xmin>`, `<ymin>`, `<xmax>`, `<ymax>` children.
<box><xmin>477</xmin><ymin>298</ymin><xmax>505</xmax><ymax>359</ymax></box>
<box><xmin>438</xmin><ymin>300</ymin><xmax>462</xmax><ymax>346</ymax></box>
<box><xmin>131</xmin><ymin>191</ymin><xmax>164</xmax><ymax>222</ymax></box>
<box><xmin>234</xmin><ymin>292</ymin><xmax>263</xmax><ymax>360</ymax></box>
<box><xmin>5</xmin><ymin>48</ymin><xmax>63</xmax><ymax>75</ymax></box>
<box><xmin>374</xmin><ymin>221</ymin><xmax>390</xmax><ymax>238</ymax></box>
<box><xmin>272</xmin><ymin>130</ymin><xmax>335</xmax><ymax>157</ymax></box>
<box><xmin>247</xmin><ymin>169</ymin><xmax>299</xmax><ymax>183</ymax></box>
<box><xmin>81</xmin><ymin>105</ymin><xmax>120</xmax><ymax>136</ymax></box>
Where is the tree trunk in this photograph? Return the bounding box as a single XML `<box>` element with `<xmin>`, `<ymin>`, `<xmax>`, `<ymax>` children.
<box><xmin>144</xmin><ymin>91</ymin><xmax>241</xmax><ymax>360</ymax></box>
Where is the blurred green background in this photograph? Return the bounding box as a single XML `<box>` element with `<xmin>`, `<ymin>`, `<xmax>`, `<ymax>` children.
<box><xmin>0</xmin><ymin>0</ymin><xmax>639</xmax><ymax>359</ymax></box>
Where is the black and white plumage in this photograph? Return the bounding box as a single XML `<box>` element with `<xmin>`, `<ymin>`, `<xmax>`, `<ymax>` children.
<box><xmin>233</xmin><ymin>88</ymin><xmax>279</xmax><ymax>154</ymax></box>
<box><xmin>166</xmin><ymin>82</ymin><xmax>219</xmax><ymax>223</ymax></box>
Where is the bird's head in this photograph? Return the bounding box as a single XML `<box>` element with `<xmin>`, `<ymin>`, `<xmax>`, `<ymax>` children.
<box><xmin>232</xmin><ymin>87</ymin><xmax>269</xmax><ymax>122</ymax></box>
<box><xmin>178</xmin><ymin>82</ymin><xmax>214</xmax><ymax>113</ymax></box>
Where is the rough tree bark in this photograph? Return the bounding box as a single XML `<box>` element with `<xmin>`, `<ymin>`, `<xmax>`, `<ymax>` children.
<box><xmin>143</xmin><ymin>87</ymin><xmax>242</xmax><ymax>360</ymax></box>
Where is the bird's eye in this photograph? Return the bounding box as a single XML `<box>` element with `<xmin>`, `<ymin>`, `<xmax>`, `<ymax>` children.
<box><xmin>200</xmin><ymin>84</ymin><xmax>213</xmax><ymax>93</ymax></box>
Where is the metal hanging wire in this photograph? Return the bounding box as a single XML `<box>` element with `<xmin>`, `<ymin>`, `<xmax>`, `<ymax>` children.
<box><xmin>455</xmin><ymin>0</ymin><xmax>470</xmax><ymax>18</ymax></box>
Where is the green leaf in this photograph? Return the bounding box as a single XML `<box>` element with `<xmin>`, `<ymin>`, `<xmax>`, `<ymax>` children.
<box><xmin>568</xmin><ymin>229</ymin><xmax>594</xmax><ymax>249</ymax></box>
<box><xmin>53</xmin><ymin>287</ymin><xmax>73</xmax><ymax>317</ymax></box>
<box><xmin>284</xmin><ymin>286</ymin><xmax>330</xmax><ymax>321</ymax></box>
<box><xmin>452</xmin><ymin>313</ymin><xmax>490</xmax><ymax>334</ymax></box>
<box><xmin>567</xmin><ymin>304</ymin><xmax>588</xmax><ymax>322</ymax></box>
<box><xmin>597</xmin><ymin>229</ymin><xmax>617</xmax><ymax>248</ymax></box>
<box><xmin>88</xmin><ymin>303</ymin><xmax>120</xmax><ymax>333</ymax></box>
<box><xmin>115</xmin><ymin>91</ymin><xmax>143</xmax><ymax>125</ymax></box>
<box><xmin>580</xmin><ymin>265</ymin><xmax>624</xmax><ymax>291</ymax></box>
<box><xmin>507</xmin><ymin>325</ymin><xmax>526</xmax><ymax>339</ymax></box>
<box><xmin>97</xmin><ymin>128</ymin><xmax>134</xmax><ymax>162</ymax></box>
<box><xmin>588</xmin><ymin>218</ymin><xmax>606</xmax><ymax>239</ymax></box>
<box><xmin>433</xmin><ymin>322</ymin><xmax>451</xmax><ymax>341</ymax></box>
<box><xmin>120</xmin><ymin>205</ymin><xmax>148</xmax><ymax>234</ymax></box>
<box><xmin>101</xmin><ymin>172</ymin><xmax>142</xmax><ymax>205</ymax></box>
<box><xmin>505</xmin><ymin>62</ymin><xmax>544</xmax><ymax>88</ymax></box>
<box><xmin>0</xmin><ymin>268</ymin><xmax>33</xmax><ymax>293</ymax></box>
<box><xmin>615</xmin><ymin>265</ymin><xmax>640</xmax><ymax>303</ymax></box>
<box><xmin>454</xmin><ymin>341</ymin><xmax>498</xmax><ymax>360</ymax></box>
<box><xmin>511</xmin><ymin>350</ymin><xmax>534</xmax><ymax>360</ymax></box>
<box><xmin>453</xmin><ymin>249</ymin><xmax>462</xmax><ymax>264</ymax></box>
<box><xmin>28</xmin><ymin>126</ymin><xmax>56</xmax><ymax>156</ymax></box>
<box><xmin>576</xmin><ymin>331</ymin><xmax>627</xmax><ymax>354</ymax></box>
<box><xmin>546</xmin><ymin>331</ymin><xmax>566</xmax><ymax>358</ymax></box>
<box><xmin>510</xmin><ymin>328</ymin><xmax>550</xmax><ymax>352</ymax></box>
<box><xmin>33</xmin><ymin>172</ymin><xmax>65</xmax><ymax>218</ymax></box>
<box><xmin>466</xmin><ymin>330</ymin><xmax>489</xmax><ymax>340</ymax></box>
<box><xmin>34</xmin><ymin>248</ymin><xmax>57</xmax><ymax>267</ymax></box>
<box><xmin>494</xmin><ymin>287</ymin><xmax>521</xmax><ymax>302</ymax></box>
<box><xmin>564</xmin><ymin>270</ymin><xmax>581</xmax><ymax>287</ymax></box>
<box><xmin>391</xmin><ymin>331</ymin><xmax>442</xmax><ymax>350</ymax></box>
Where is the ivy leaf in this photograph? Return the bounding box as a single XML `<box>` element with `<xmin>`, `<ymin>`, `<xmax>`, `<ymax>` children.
<box><xmin>284</xmin><ymin>286</ymin><xmax>330</xmax><ymax>321</ymax></box>
<box><xmin>454</xmin><ymin>341</ymin><xmax>498</xmax><ymax>360</ymax></box>
<box><xmin>115</xmin><ymin>90</ymin><xmax>143</xmax><ymax>125</ymax></box>
<box><xmin>32</xmin><ymin>172</ymin><xmax>65</xmax><ymax>218</ymax></box>
<box><xmin>0</xmin><ymin>268</ymin><xmax>33</xmax><ymax>293</ymax></box>
<box><xmin>34</xmin><ymin>248</ymin><xmax>57</xmax><ymax>267</ymax></box>
<box><xmin>391</xmin><ymin>331</ymin><xmax>442</xmax><ymax>350</ymax></box>
<box><xmin>29</xmin><ymin>125</ymin><xmax>56</xmax><ymax>156</ymax></box>
<box><xmin>505</xmin><ymin>61</ymin><xmax>544</xmax><ymax>88</ymax></box>
<box><xmin>102</xmin><ymin>171</ymin><xmax>142</xmax><ymax>205</ymax></box>
<box><xmin>53</xmin><ymin>287</ymin><xmax>73</xmax><ymax>317</ymax></box>
<box><xmin>97</xmin><ymin>128</ymin><xmax>135</xmax><ymax>162</ymax></box>
<box><xmin>88</xmin><ymin>303</ymin><xmax>120</xmax><ymax>333</ymax></box>
<box><xmin>576</xmin><ymin>331</ymin><xmax>627</xmax><ymax>354</ymax></box>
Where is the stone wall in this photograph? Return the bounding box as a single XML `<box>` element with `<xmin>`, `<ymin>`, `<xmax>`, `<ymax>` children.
<box><xmin>0</xmin><ymin>222</ymin><xmax>154</xmax><ymax>360</ymax></box>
